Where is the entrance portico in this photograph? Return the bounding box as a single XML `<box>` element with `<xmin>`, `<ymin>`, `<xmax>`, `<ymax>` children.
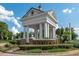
<box><xmin>23</xmin><ymin>23</ymin><xmax>56</xmax><ymax>43</ymax></box>
<box><xmin>22</xmin><ymin>7</ymin><xmax>57</xmax><ymax>43</ymax></box>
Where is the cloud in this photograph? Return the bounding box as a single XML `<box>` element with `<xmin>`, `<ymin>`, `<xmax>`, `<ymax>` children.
<box><xmin>11</xmin><ymin>17</ymin><xmax>21</xmax><ymax>28</ymax></box>
<box><xmin>74</xmin><ymin>28</ymin><xmax>79</xmax><ymax>34</ymax></box>
<box><xmin>74</xmin><ymin>28</ymin><xmax>79</xmax><ymax>39</ymax></box>
<box><xmin>0</xmin><ymin>15</ymin><xmax>11</xmax><ymax>21</ymax></box>
<box><xmin>11</xmin><ymin>26</ymin><xmax>19</xmax><ymax>34</ymax></box>
<box><xmin>62</xmin><ymin>8</ymin><xmax>75</xmax><ymax>14</ymax></box>
<box><xmin>0</xmin><ymin>5</ymin><xmax>14</xmax><ymax>16</ymax></box>
<box><xmin>0</xmin><ymin>5</ymin><xmax>21</xmax><ymax>30</ymax></box>
<box><xmin>17</xmin><ymin>17</ymin><xmax>20</xmax><ymax>20</ymax></box>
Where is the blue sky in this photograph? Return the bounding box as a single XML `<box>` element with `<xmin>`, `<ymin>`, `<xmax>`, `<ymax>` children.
<box><xmin>0</xmin><ymin>3</ymin><xmax>79</xmax><ymax>35</ymax></box>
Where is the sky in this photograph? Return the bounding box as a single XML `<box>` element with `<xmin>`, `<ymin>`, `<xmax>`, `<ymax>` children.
<box><xmin>0</xmin><ymin>3</ymin><xmax>79</xmax><ymax>37</ymax></box>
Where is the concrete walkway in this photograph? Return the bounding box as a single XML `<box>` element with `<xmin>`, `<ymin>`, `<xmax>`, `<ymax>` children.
<box><xmin>0</xmin><ymin>43</ymin><xmax>7</xmax><ymax>47</ymax></box>
<box><xmin>6</xmin><ymin>47</ymin><xmax>19</xmax><ymax>53</ymax></box>
<box><xmin>0</xmin><ymin>52</ymin><xmax>18</xmax><ymax>56</ymax></box>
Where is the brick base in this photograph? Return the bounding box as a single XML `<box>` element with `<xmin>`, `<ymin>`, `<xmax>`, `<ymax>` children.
<box><xmin>17</xmin><ymin>39</ymin><xmax>58</xmax><ymax>45</ymax></box>
<box><xmin>29</xmin><ymin>39</ymin><xmax>58</xmax><ymax>45</ymax></box>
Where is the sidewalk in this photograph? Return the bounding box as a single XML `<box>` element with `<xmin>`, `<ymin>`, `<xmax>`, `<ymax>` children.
<box><xmin>0</xmin><ymin>52</ymin><xmax>18</xmax><ymax>56</ymax></box>
<box><xmin>0</xmin><ymin>43</ymin><xmax>7</xmax><ymax>47</ymax></box>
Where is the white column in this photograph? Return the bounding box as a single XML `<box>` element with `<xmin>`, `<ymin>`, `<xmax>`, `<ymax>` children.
<box><xmin>35</xmin><ymin>27</ymin><xmax>38</xmax><ymax>39</ymax></box>
<box><xmin>39</xmin><ymin>23</ymin><xmax>43</xmax><ymax>39</ymax></box>
<box><xmin>44</xmin><ymin>23</ymin><xmax>49</xmax><ymax>38</ymax></box>
<box><xmin>26</xmin><ymin>26</ymin><xmax>29</xmax><ymax>43</ymax></box>
<box><xmin>53</xmin><ymin>27</ymin><xmax>56</xmax><ymax>39</ymax></box>
<box><xmin>35</xmin><ymin>29</ymin><xmax>37</xmax><ymax>39</ymax></box>
<box><xmin>48</xmin><ymin>24</ymin><xmax>49</xmax><ymax>38</ymax></box>
<box><xmin>50</xmin><ymin>28</ymin><xmax>53</xmax><ymax>39</ymax></box>
<box><xmin>23</xmin><ymin>27</ymin><xmax>26</xmax><ymax>39</ymax></box>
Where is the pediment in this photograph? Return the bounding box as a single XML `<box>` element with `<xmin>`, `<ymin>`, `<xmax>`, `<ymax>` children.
<box><xmin>22</xmin><ymin>7</ymin><xmax>44</xmax><ymax>18</ymax></box>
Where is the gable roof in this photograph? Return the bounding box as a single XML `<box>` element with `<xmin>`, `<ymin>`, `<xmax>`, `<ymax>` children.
<box><xmin>22</xmin><ymin>7</ymin><xmax>45</xmax><ymax>18</ymax></box>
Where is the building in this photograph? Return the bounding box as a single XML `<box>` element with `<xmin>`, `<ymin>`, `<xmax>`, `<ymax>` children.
<box><xmin>21</xmin><ymin>5</ymin><xmax>57</xmax><ymax>44</ymax></box>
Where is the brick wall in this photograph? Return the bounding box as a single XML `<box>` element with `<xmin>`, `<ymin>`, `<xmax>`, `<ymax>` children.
<box><xmin>29</xmin><ymin>39</ymin><xmax>58</xmax><ymax>45</ymax></box>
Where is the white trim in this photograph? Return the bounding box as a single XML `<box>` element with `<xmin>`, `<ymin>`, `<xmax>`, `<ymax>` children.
<box><xmin>22</xmin><ymin>13</ymin><xmax>45</xmax><ymax>20</ymax></box>
<box><xmin>46</xmin><ymin>17</ymin><xmax>56</xmax><ymax>27</ymax></box>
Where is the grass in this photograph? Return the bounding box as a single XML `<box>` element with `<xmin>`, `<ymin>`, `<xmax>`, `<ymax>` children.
<box><xmin>47</xmin><ymin>48</ymin><xmax>69</xmax><ymax>52</ymax></box>
<box><xmin>12</xmin><ymin>48</ymin><xmax>72</xmax><ymax>55</ymax></box>
<box><xmin>0</xmin><ymin>47</ymin><xmax>10</xmax><ymax>52</ymax></box>
<box><xmin>0</xmin><ymin>40</ymin><xmax>8</xmax><ymax>43</ymax></box>
<box><xmin>0</xmin><ymin>42</ymin><xmax>18</xmax><ymax>52</ymax></box>
<box><xmin>27</xmin><ymin>49</ymin><xmax>42</xmax><ymax>53</ymax></box>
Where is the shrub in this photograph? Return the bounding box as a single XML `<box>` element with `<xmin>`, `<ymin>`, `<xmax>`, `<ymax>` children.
<box><xmin>4</xmin><ymin>44</ymin><xmax>10</xmax><ymax>47</ymax></box>
<box><xmin>66</xmin><ymin>40</ymin><xmax>79</xmax><ymax>48</ymax></box>
<box><xmin>47</xmin><ymin>48</ymin><xmax>68</xmax><ymax>52</ymax></box>
<box><xmin>57</xmin><ymin>44</ymin><xmax>73</xmax><ymax>49</ymax></box>
<box><xmin>73</xmin><ymin>44</ymin><xmax>79</xmax><ymax>48</ymax></box>
<box><xmin>0</xmin><ymin>43</ymin><xmax>12</xmax><ymax>52</ymax></box>
<box><xmin>4</xmin><ymin>43</ymin><xmax>14</xmax><ymax>49</ymax></box>
<box><xmin>9</xmin><ymin>40</ymin><xmax>17</xmax><ymax>44</ymax></box>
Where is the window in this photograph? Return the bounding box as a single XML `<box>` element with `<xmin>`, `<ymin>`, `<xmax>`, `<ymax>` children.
<box><xmin>31</xmin><ymin>11</ymin><xmax>34</xmax><ymax>15</ymax></box>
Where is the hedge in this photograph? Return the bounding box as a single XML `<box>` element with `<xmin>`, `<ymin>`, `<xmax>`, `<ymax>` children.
<box><xmin>9</xmin><ymin>40</ymin><xmax>17</xmax><ymax>44</ymax></box>
<box><xmin>66</xmin><ymin>40</ymin><xmax>79</xmax><ymax>48</ymax></box>
<box><xmin>47</xmin><ymin>48</ymin><xmax>68</xmax><ymax>52</ymax></box>
<box><xmin>27</xmin><ymin>49</ymin><xmax>42</xmax><ymax>53</ymax></box>
<box><xmin>19</xmin><ymin>44</ymin><xmax>73</xmax><ymax>50</ymax></box>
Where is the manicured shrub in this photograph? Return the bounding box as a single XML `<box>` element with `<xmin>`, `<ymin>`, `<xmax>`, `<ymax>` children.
<box><xmin>47</xmin><ymin>48</ymin><xmax>68</xmax><ymax>52</ymax></box>
<box><xmin>57</xmin><ymin>44</ymin><xmax>73</xmax><ymax>49</ymax></box>
<box><xmin>73</xmin><ymin>44</ymin><xmax>79</xmax><ymax>48</ymax></box>
<box><xmin>9</xmin><ymin>40</ymin><xmax>17</xmax><ymax>44</ymax></box>
<box><xmin>19</xmin><ymin>44</ymin><xmax>73</xmax><ymax>50</ymax></box>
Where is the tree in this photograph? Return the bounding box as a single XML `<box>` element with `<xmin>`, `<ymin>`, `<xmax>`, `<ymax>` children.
<box><xmin>0</xmin><ymin>22</ymin><xmax>8</xmax><ymax>40</ymax></box>
<box><xmin>71</xmin><ymin>28</ymin><xmax>78</xmax><ymax>40</ymax></box>
<box><xmin>56</xmin><ymin>27</ymin><xmax>78</xmax><ymax>43</ymax></box>
<box><xmin>14</xmin><ymin>32</ymin><xmax>24</xmax><ymax>39</ymax></box>
<box><xmin>56</xmin><ymin>27</ymin><xmax>64</xmax><ymax>42</ymax></box>
<box><xmin>62</xmin><ymin>30</ymin><xmax>70</xmax><ymax>43</ymax></box>
<box><xmin>0</xmin><ymin>21</ymin><xmax>13</xmax><ymax>40</ymax></box>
